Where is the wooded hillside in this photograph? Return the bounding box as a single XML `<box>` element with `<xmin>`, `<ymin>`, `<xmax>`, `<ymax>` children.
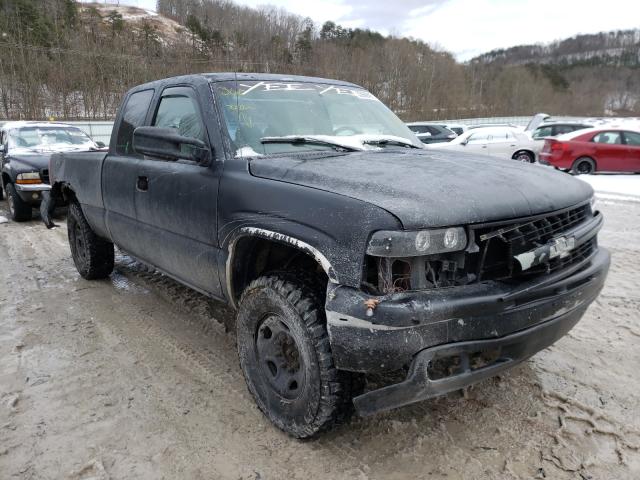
<box><xmin>0</xmin><ymin>0</ymin><xmax>638</xmax><ymax>120</ymax></box>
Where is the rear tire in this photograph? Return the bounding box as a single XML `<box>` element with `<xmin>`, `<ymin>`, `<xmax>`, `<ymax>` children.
<box><xmin>513</xmin><ymin>151</ymin><xmax>534</xmax><ymax>163</ymax></box>
<box><xmin>6</xmin><ymin>183</ymin><xmax>32</xmax><ymax>222</ymax></box>
<box><xmin>571</xmin><ymin>157</ymin><xmax>596</xmax><ymax>175</ymax></box>
<box><xmin>67</xmin><ymin>202</ymin><xmax>114</xmax><ymax>279</ymax></box>
<box><xmin>236</xmin><ymin>272</ymin><xmax>360</xmax><ymax>438</ymax></box>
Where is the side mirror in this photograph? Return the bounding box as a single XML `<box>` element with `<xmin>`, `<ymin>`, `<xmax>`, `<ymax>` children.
<box><xmin>133</xmin><ymin>126</ymin><xmax>211</xmax><ymax>166</ymax></box>
<box><xmin>96</xmin><ymin>141</ymin><xmax>106</xmax><ymax>148</ymax></box>
<box><xmin>460</xmin><ymin>139</ymin><xmax>468</xmax><ymax>146</ymax></box>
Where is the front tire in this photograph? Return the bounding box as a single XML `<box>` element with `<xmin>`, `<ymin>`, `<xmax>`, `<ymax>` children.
<box><xmin>571</xmin><ymin>157</ymin><xmax>596</xmax><ymax>175</ymax></box>
<box><xmin>67</xmin><ymin>202</ymin><xmax>114</xmax><ymax>279</ymax></box>
<box><xmin>6</xmin><ymin>183</ymin><xmax>32</xmax><ymax>222</ymax></box>
<box><xmin>236</xmin><ymin>272</ymin><xmax>359</xmax><ymax>438</ymax></box>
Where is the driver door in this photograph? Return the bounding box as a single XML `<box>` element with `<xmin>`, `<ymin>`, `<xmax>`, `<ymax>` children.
<box><xmin>464</xmin><ymin>131</ymin><xmax>490</xmax><ymax>155</ymax></box>
<box><xmin>487</xmin><ymin>131</ymin><xmax>517</xmax><ymax>159</ymax></box>
<box><xmin>132</xmin><ymin>86</ymin><xmax>222</xmax><ymax>296</ymax></box>
<box><xmin>622</xmin><ymin>131</ymin><xmax>640</xmax><ymax>172</ymax></box>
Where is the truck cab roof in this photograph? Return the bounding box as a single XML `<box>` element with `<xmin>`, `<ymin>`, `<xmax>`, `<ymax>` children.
<box><xmin>129</xmin><ymin>72</ymin><xmax>361</xmax><ymax>93</ymax></box>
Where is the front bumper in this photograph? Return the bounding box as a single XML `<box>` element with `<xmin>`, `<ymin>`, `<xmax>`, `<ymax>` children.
<box><xmin>14</xmin><ymin>182</ymin><xmax>50</xmax><ymax>205</ymax></box>
<box><xmin>326</xmin><ymin>247</ymin><xmax>610</xmax><ymax>415</ymax></box>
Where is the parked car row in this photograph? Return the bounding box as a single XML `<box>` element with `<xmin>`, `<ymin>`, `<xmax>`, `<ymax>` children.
<box><xmin>405</xmin><ymin>116</ymin><xmax>640</xmax><ymax>173</ymax></box>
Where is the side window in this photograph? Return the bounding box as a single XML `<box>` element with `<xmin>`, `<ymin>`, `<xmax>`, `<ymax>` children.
<box><xmin>592</xmin><ymin>131</ymin><xmax>622</xmax><ymax>144</ymax></box>
<box><xmin>487</xmin><ymin>132</ymin><xmax>508</xmax><ymax>142</ymax></box>
<box><xmin>116</xmin><ymin>89</ymin><xmax>154</xmax><ymax>156</ymax></box>
<box><xmin>554</xmin><ymin>125</ymin><xmax>574</xmax><ymax>136</ymax></box>
<box><xmin>533</xmin><ymin>126</ymin><xmax>552</xmax><ymax>139</ymax></box>
<box><xmin>623</xmin><ymin>131</ymin><xmax>640</xmax><ymax>146</ymax></box>
<box><xmin>467</xmin><ymin>132</ymin><xmax>489</xmax><ymax>144</ymax></box>
<box><xmin>409</xmin><ymin>125</ymin><xmax>428</xmax><ymax>134</ymax></box>
<box><xmin>153</xmin><ymin>91</ymin><xmax>207</xmax><ymax>157</ymax></box>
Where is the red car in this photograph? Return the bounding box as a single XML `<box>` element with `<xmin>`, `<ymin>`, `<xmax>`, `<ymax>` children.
<box><xmin>540</xmin><ymin>128</ymin><xmax>640</xmax><ymax>174</ymax></box>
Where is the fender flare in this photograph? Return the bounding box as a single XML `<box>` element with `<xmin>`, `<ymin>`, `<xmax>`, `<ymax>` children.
<box><xmin>225</xmin><ymin>226</ymin><xmax>338</xmax><ymax>308</ymax></box>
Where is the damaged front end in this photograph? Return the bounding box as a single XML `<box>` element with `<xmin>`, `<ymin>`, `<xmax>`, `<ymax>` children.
<box><xmin>326</xmin><ymin>201</ymin><xmax>610</xmax><ymax>416</ymax></box>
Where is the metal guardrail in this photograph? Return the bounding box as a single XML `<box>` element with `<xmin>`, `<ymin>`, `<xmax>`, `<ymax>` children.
<box><xmin>434</xmin><ymin>116</ymin><xmax>592</xmax><ymax>127</ymax></box>
<box><xmin>67</xmin><ymin>121</ymin><xmax>113</xmax><ymax>144</ymax></box>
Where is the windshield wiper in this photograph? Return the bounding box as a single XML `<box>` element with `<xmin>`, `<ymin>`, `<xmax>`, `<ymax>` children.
<box><xmin>362</xmin><ymin>138</ymin><xmax>421</xmax><ymax>149</ymax></box>
<box><xmin>260</xmin><ymin>136</ymin><xmax>360</xmax><ymax>152</ymax></box>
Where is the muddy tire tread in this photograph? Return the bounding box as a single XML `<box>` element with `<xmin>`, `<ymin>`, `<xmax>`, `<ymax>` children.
<box><xmin>237</xmin><ymin>271</ymin><xmax>362</xmax><ymax>438</ymax></box>
<box><xmin>6</xmin><ymin>183</ymin><xmax>32</xmax><ymax>222</ymax></box>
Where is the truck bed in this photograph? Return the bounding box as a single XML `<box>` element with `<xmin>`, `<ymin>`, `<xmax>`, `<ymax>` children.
<box><xmin>50</xmin><ymin>150</ymin><xmax>108</xmax><ymax>211</ymax></box>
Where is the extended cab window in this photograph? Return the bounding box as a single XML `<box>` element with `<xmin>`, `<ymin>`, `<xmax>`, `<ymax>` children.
<box><xmin>116</xmin><ymin>89</ymin><xmax>153</xmax><ymax>156</ymax></box>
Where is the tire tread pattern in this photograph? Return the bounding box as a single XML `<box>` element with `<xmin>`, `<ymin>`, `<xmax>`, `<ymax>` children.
<box><xmin>238</xmin><ymin>271</ymin><xmax>362</xmax><ymax>438</ymax></box>
<box><xmin>68</xmin><ymin>202</ymin><xmax>114</xmax><ymax>279</ymax></box>
<box><xmin>6</xmin><ymin>183</ymin><xmax>32</xmax><ymax>221</ymax></box>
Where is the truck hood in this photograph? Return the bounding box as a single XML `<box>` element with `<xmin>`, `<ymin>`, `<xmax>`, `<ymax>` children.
<box><xmin>248</xmin><ymin>150</ymin><xmax>593</xmax><ymax>229</ymax></box>
<box><xmin>6</xmin><ymin>153</ymin><xmax>52</xmax><ymax>172</ymax></box>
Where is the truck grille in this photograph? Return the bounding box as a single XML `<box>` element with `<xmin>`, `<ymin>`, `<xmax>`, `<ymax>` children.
<box><xmin>469</xmin><ymin>204</ymin><xmax>592</xmax><ymax>282</ymax></box>
<box><xmin>364</xmin><ymin>203</ymin><xmax>596</xmax><ymax>294</ymax></box>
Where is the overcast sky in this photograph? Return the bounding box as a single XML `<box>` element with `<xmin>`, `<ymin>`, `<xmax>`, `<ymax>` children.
<box><xmin>103</xmin><ymin>0</ymin><xmax>640</xmax><ymax>60</ymax></box>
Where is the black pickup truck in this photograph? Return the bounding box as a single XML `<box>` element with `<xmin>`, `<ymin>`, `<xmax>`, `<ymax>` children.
<box><xmin>44</xmin><ymin>73</ymin><xmax>610</xmax><ymax>438</ymax></box>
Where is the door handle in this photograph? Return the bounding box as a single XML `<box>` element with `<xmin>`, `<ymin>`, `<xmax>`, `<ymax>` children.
<box><xmin>136</xmin><ymin>176</ymin><xmax>149</xmax><ymax>192</ymax></box>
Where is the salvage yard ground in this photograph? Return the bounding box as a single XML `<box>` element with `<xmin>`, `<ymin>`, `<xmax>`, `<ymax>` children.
<box><xmin>1</xmin><ymin>177</ymin><xmax>639</xmax><ymax>479</ymax></box>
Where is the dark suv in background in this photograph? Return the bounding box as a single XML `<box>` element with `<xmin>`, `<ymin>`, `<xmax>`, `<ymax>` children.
<box><xmin>406</xmin><ymin>122</ymin><xmax>457</xmax><ymax>144</ymax></box>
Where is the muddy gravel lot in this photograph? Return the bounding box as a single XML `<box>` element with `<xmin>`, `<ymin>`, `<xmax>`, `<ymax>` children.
<box><xmin>1</xmin><ymin>198</ymin><xmax>639</xmax><ymax>480</ymax></box>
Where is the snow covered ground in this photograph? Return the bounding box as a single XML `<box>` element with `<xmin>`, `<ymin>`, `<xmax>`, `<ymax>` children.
<box><xmin>576</xmin><ymin>174</ymin><xmax>640</xmax><ymax>202</ymax></box>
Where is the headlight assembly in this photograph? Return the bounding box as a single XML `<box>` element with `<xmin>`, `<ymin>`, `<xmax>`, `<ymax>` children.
<box><xmin>16</xmin><ymin>172</ymin><xmax>42</xmax><ymax>184</ymax></box>
<box><xmin>366</xmin><ymin>227</ymin><xmax>468</xmax><ymax>257</ymax></box>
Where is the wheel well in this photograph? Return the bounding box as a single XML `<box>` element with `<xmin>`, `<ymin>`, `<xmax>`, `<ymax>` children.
<box><xmin>51</xmin><ymin>183</ymin><xmax>76</xmax><ymax>205</ymax></box>
<box><xmin>229</xmin><ymin>236</ymin><xmax>329</xmax><ymax>304</ymax></box>
<box><xmin>2</xmin><ymin>172</ymin><xmax>11</xmax><ymax>187</ymax></box>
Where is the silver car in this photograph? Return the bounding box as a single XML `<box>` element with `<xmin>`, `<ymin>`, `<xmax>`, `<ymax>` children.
<box><xmin>424</xmin><ymin>126</ymin><xmax>537</xmax><ymax>162</ymax></box>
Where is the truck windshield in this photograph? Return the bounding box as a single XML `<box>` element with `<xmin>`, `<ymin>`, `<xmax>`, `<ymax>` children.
<box><xmin>213</xmin><ymin>80</ymin><xmax>423</xmax><ymax>157</ymax></box>
<box><xmin>8</xmin><ymin>126</ymin><xmax>95</xmax><ymax>152</ymax></box>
